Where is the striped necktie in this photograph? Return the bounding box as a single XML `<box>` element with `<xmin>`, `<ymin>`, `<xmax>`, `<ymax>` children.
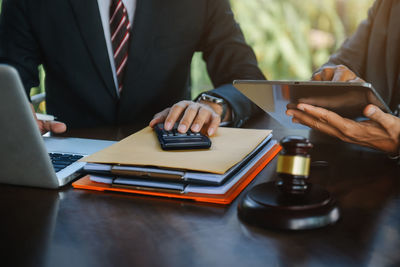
<box><xmin>109</xmin><ymin>0</ymin><xmax>131</xmax><ymax>93</ymax></box>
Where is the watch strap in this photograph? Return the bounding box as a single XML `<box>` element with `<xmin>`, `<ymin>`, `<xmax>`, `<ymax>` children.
<box><xmin>196</xmin><ymin>93</ymin><xmax>227</xmax><ymax>121</ymax></box>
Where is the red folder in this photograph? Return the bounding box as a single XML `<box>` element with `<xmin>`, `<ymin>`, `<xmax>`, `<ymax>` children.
<box><xmin>73</xmin><ymin>144</ymin><xmax>281</xmax><ymax>205</ymax></box>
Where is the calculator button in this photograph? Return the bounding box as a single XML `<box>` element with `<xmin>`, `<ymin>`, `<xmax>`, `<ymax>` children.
<box><xmin>154</xmin><ymin>123</ymin><xmax>211</xmax><ymax>150</ymax></box>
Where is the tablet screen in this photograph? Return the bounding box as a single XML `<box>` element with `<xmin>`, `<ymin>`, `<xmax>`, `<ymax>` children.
<box><xmin>234</xmin><ymin>80</ymin><xmax>391</xmax><ymax>129</ymax></box>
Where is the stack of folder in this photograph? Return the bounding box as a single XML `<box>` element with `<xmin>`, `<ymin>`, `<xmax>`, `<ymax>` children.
<box><xmin>72</xmin><ymin>127</ymin><xmax>281</xmax><ymax>205</ymax></box>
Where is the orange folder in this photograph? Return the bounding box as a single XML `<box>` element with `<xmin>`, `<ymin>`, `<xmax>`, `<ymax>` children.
<box><xmin>73</xmin><ymin>144</ymin><xmax>281</xmax><ymax>205</ymax></box>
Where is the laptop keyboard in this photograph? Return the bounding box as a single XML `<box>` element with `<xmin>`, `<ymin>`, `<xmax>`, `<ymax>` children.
<box><xmin>49</xmin><ymin>153</ymin><xmax>84</xmax><ymax>173</ymax></box>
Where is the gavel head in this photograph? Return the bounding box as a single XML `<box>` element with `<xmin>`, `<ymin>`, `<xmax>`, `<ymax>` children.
<box><xmin>276</xmin><ymin>136</ymin><xmax>313</xmax><ymax>195</ymax></box>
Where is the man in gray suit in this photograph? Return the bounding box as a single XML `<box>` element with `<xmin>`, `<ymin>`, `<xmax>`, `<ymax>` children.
<box><xmin>287</xmin><ymin>0</ymin><xmax>400</xmax><ymax>159</ymax></box>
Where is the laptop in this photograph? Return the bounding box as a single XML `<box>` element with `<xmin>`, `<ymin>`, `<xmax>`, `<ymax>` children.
<box><xmin>0</xmin><ymin>64</ymin><xmax>115</xmax><ymax>188</ymax></box>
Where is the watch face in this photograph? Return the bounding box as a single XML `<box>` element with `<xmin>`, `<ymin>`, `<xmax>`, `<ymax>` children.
<box><xmin>201</xmin><ymin>94</ymin><xmax>224</xmax><ymax>104</ymax></box>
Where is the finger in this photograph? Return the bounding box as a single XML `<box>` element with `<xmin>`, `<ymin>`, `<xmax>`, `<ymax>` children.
<box><xmin>36</xmin><ymin>120</ymin><xmax>47</xmax><ymax>135</ymax></box>
<box><xmin>320</xmin><ymin>67</ymin><xmax>335</xmax><ymax>81</ymax></box>
<box><xmin>191</xmin><ymin>106</ymin><xmax>214</xmax><ymax>133</ymax></box>
<box><xmin>312</xmin><ymin>71</ymin><xmax>322</xmax><ymax>81</ymax></box>
<box><xmin>40</xmin><ymin>120</ymin><xmax>67</xmax><ymax>134</ymax></box>
<box><xmin>149</xmin><ymin>108</ymin><xmax>170</xmax><ymax>128</ymax></box>
<box><xmin>207</xmin><ymin>113</ymin><xmax>221</xmax><ymax>136</ymax></box>
<box><xmin>297</xmin><ymin>103</ymin><xmax>365</xmax><ymax>142</ymax></box>
<box><xmin>332</xmin><ymin>65</ymin><xmax>356</xmax><ymax>82</ymax></box>
<box><xmin>364</xmin><ymin>104</ymin><xmax>400</xmax><ymax>132</ymax></box>
<box><xmin>164</xmin><ymin>101</ymin><xmax>190</xmax><ymax>130</ymax></box>
<box><xmin>297</xmin><ymin>103</ymin><xmax>348</xmax><ymax>127</ymax></box>
<box><xmin>286</xmin><ymin>108</ymin><xmax>351</xmax><ymax>142</ymax></box>
<box><xmin>177</xmin><ymin>103</ymin><xmax>200</xmax><ymax>133</ymax></box>
<box><xmin>50</xmin><ymin>121</ymin><xmax>67</xmax><ymax>133</ymax></box>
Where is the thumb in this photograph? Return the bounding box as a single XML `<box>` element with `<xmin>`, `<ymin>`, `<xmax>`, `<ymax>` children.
<box><xmin>41</xmin><ymin>120</ymin><xmax>67</xmax><ymax>134</ymax></box>
<box><xmin>50</xmin><ymin>121</ymin><xmax>67</xmax><ymax>134</ymax></box>
<box><xmin>363</xmin><ymin>104</ymin><xmax>393</xmax><ymax>128</ymax></box>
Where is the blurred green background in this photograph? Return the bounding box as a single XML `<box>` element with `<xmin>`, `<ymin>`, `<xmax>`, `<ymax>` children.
<box><xmin>0</xmin><ymin>0</ymin><xmax>375</xmax><ymax>106</ymax></box>
<box><xmin>191</xmin><ymin>0</ymin><xmax>374</xmax><ymax>97</ymax></box>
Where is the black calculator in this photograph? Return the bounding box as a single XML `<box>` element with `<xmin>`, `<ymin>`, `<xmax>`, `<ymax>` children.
<box><xmin>154</xmin><ymin>123</ymin><xmax>212</xmax><ymax>150</ymax></box>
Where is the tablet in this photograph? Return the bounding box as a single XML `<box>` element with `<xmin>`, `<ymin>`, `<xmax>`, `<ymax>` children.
<box><xmin>234</xmin><ymin>80</ymin><xmax>392</xmax><ymax>129</ymax></box>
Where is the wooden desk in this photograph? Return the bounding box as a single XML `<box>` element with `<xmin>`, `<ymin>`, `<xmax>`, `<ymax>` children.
<box><xmin>1</xmin><ymin>114</ymin><xmax>399</xmax><ymax>267</ymax></box>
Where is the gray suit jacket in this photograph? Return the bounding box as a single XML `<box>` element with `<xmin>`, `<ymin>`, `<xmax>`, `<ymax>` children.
<box><xmin>324</xmin><ymin>0</ymin><xmax>400</xmax><ymax>111</ymax></box>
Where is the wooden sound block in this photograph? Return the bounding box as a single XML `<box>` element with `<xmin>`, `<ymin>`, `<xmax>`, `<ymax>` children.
<box><xmin>238</xmin><ymin>182</ymin><xmax>340</xmax><ymax>230</ymax></box>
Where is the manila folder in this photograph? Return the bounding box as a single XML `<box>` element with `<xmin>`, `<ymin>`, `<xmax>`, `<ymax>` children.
<box><xmin>81</xmin><ymin>127</ymin><xmax>272</xmax><ymax>174</ymax></box>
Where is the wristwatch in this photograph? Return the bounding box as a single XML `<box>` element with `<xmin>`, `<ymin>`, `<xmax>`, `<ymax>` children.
<box><xmin>197</xmin><ymin>93</ymin><xmax>227</xmax><ymax>121</ymax></box>
<box><xmin>388</xmin><ymin>150</ymin><xmax>400</xmax><ymax>165</ymax></box>
<box><xmin>388</xmin><ymin>141</ymin><xmax>400</xmax><ymax>165</ymax></box>
<box><xmin>387</xmin><ymin>126</ymin><xmax>400</xmax><ymax>165</ymax></box>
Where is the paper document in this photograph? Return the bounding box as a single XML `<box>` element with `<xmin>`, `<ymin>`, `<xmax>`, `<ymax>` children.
<box><xmin>82</xmin><ymin>127</ymin><xmax>272</xmax><ymax>174</ymax></box>
<box><xmin>73</xmin><ymin>142</ymin><xmax>282</xmax><ymax>205</ymax></box>
<box><xmin>88</xmin><ymin>140</ymin><xmax>278</xmax><ymax>194</ymax></box>
<box><xmin>84</xmin><ymin>134</ymin><xmax>273</xmax><ymax>185</ymax></box>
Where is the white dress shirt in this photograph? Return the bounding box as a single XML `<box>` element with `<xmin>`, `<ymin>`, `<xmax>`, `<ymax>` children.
<box><xmin>97</xmin><ymin>0</ymin><xmax>137</xmax><ymax>94</ymax></box>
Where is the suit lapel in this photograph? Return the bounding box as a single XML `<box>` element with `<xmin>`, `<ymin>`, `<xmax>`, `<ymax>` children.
<box><xmin>68</xmin><ymin>0</ymin><xmax>117</xmax><ymax>99</ymax></box>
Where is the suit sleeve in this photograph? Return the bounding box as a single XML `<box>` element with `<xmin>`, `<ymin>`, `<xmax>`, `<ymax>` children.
<box><xmin>0</xmin><ymin>0</ymin><xmax>42</xmax><ymax>99</ymax></box>
<box><xmin>198</xmin><ymin>0</ymin><xmax>265</xmax><ymax>127</ymax></box>
<box><xmin>319</xmin><ymin>0</ymin><xmax>382</xmax><ymax>77</ymax></box>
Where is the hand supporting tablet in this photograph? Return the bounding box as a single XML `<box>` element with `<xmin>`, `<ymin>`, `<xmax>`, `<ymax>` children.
<box><xmin>234</xmin><ymin>79</ymin><xmax>400</xmax><ymax>154</ymax></box>
<box><xmin>235</xmin><ymin>80</ymin><xmax>391</xmax><ymax>116</ymax></box>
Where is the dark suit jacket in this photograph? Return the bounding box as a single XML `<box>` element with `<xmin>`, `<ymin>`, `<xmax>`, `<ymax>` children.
<box><xmin>0</xmin><ymin>0</ymin><xmax>264</xmax><ymax>129</ymax></box>
<box><xmin>324</xmin><ymin>0</ymin><xmax>400</xmax><ymax>111</ymax></box>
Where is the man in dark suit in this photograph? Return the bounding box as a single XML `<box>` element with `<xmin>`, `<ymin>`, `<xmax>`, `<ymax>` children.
<box><xmin>0</xmin><ymin>0</ymin><xmax>264</xmax><ymax>136</ymax></box>
<box><xmin>287</xmin><ymin>0</ymin><xmax>400</xmax><ymax>158</ymax></box>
